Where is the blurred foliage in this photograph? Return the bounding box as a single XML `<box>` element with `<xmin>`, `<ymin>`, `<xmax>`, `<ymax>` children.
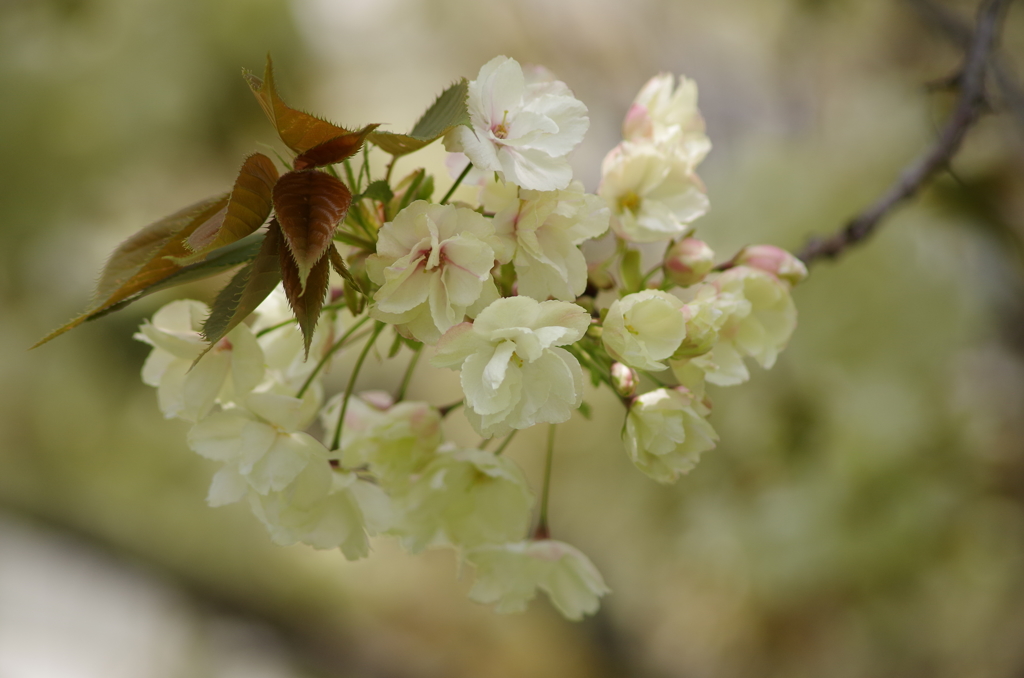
<box><xmin>3</xmin><ymin>0</ymin><xmax>1024</xmax><ymax>676</ymax></box>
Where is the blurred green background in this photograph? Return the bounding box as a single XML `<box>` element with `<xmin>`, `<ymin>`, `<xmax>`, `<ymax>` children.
<box><xmin>3</xmin><ymin>0</ymin><xmax>1024</xmax><ymax>676</ymax></box>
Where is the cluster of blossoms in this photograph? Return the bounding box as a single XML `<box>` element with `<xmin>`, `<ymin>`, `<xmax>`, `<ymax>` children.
<box><xmin>52</xmin><ymin>56</ymin><xmax>807</xmax><ymax>620</ymax></box>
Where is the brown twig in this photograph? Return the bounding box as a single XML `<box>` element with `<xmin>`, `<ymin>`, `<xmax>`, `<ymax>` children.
<box><xmin>797</xmin><ymin>0</ymin><xmax>1014</xmax><ymax>265</ymax></box>
<box><xmin>908</xmin><ymin>0</ymin><xmax>1024</xmax><ymax>133</ymax></box>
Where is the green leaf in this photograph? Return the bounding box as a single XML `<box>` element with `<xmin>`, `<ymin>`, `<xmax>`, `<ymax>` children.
<box><xmin>328</xmin><ymin>245</ymin><xmax>364</xmax><ymax>293</ymax></box>
<box><xmin>343</xmin><ymin>279</ymin><xmax>365</xmax><ymax>316</ymax></box>
<box><xmin>33</xmin><ymin>194</ymin><xmax>229</xmax><ymax>348</ymax></box>
<box><xmin>200</xmin><ymin>222</ymin><xmax>284</xmax><ymax>351</ymax></box>
<box><xmin>368</xmin><ymin>79</ymin><xmax>469</xmax><ymax>156</ymax></box>
<box><xmin>360</xmin><ymin>179</ymin><xmax>393</xmax><ymax>204</ymax></box>
<box><xmin>578</xmin><ymin>401</ymin><xmax>593</xmax><ymax>420</ymax></box>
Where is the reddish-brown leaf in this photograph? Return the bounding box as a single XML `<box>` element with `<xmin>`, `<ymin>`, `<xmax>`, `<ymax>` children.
<box><xmin>187</xmin><ymin>153</ymin><xmax>279</xmax><ymax>253</ymax></box>
<box><xmin>293</xmin><ymin>125</ymin><xmax>380</xmax><ymax>171</ymax></box>
<box><xmin>244</xmin><ymin>55</ymin><xmax>355</xmax><ymax>154</ymax></box>
<box><xmin>273</xmin><ymin>169</ymin><xmax>352</xmax><ymax>290</ymax></box>
<box><xmin>33</xmin><ymin>194</ymin><xmax>229</xmax><ymax>347</ymax></box>
<box><xmin>281</xmin><ymin>243</ymin><xmax>331</xmax><ymax>357</ymax></box>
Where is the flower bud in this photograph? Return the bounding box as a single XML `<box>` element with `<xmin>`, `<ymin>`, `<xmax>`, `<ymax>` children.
<box><xmin>733</xmin><ymin>245</ymin><xmax>808</xmax><ymax>286</ymax></box>
<box><xmin>672</xmin><ymin>301</ymin><xmax>720</xmax><ymax>359</ymax></box>
<box><xmin>611</xmin><ymin>362</ymin><xmax>638</xmax><ymax>398</ymax></box>
<box><xmin>664</xmin><ymin>238</ymin><xmax>715</xmax><ymax>287</ymax></box>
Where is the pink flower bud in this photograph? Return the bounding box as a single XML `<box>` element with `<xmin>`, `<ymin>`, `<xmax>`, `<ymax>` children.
<box><xmin>611</xmin><ymin>362</ymin><xmax>638</xmax><ymax>398</ymax></box>
<box><xmin>359</xmin><ymin>390</ymin><xmax>395</xmax><ymax>411</ymax></box>
<box><xmin>664</xmin><ymin>238</ymin><xmax>715</xmax><ymax>287</ymax></box>
<box><xmin>734</xmin><ymin>245</ymin><xmax>808</xmax><ymax>285</ymax></box>
<box><xmin>623</xmin><ymin>104</ymin><xmax>653</xmax><ymax>141</ymax></box>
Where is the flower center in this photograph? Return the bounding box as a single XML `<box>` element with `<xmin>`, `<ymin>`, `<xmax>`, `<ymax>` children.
<box><xmin>618</xmin><ymin>191</ymin><xmax>642</xmax><ymax>215</ymax></box>
<box><xmin>491</xmin><ymin>110</ymin><xmax>511</xmax><ymax>139</ymax></box>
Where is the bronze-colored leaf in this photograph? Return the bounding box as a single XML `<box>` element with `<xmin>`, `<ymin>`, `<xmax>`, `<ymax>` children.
<box><xmin>281</xmin><ymin>243</ymin><xmax>331</xmax><ymax>357</ymax></box>
<box><xmin>273</xmin><ymin>169</ymin><xmax>352</xmax><ymax>290</ymax></box>
<box><xmin>187</xmin><ymin>153</ymin><xmax>279</xmax><ymax>253</ymax></box>
<box><xmin>293</xmin><ymin>125</ymin><xmax>380</xmax><ymax>171</ymax></box>
<box><xmin>33</xmin><ymin>194</ymin><xmax>229</xmax><ymax>348</ymax></box>
<box><xmin>198</xmin><ymin>221</ymin><xmax>284</xmax><ymax>357</ymax></box>
<box><xmin>244</xmin><ymin>55</ymin><xmax>354</xmax><ymax>154</ymax></box>
<box><xmin>92</xmin><ymin>233</ymin><xmax>266</xmax><ymax>322</ymax></box>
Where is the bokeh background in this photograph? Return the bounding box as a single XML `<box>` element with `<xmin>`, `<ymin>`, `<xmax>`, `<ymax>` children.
<box><xmin>3</xmin><ymin>0</ymin><xmax>1024</xmax><ymax>675</ymax></box>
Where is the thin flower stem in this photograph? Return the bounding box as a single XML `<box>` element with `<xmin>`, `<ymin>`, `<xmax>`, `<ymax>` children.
<box><xmin>385</xmin><ymin>155</ymin><xmax>397</xmax><ymax>183</ymax></box>
<box><xmin>479</xmin><ymin>436</ymin><xmax>495</xmax><ymax>450</ymax></box>
<box><xmin>438</xmin><ymin>400</ymin><xmax>464</xmax><ymax>417</ymax></box>
<box><xmin>534</xmin><ymin>424</ymin><xmax>556</xmax><ymax>540</ymax></box>
<box><xmin>493</xmin><ymin>430</ymin><xmax>518</xmax><ymax>456</ymax></box>
<box><xmin>395</xmin><ymin>344</ymin><xmax>423</xmax><ymax>401</ymax></box>
<box><xmin>343</xmin><ymin>159</ymin><xmax>359</xmax><ymax>190</ymax></box>
<box><xmin>296</xmin><ymin>316</ymin><xmax>371</xmax><ymax>398</ymax></box>
<box><xmin>256</xmin><ymin>301</ymin><xmax>352</xmax><ymax>337</ymax></box>
<box><xmin>331</xmin><ymin>321</ymin><xmax>386</xmax><ymax>450</ymax></box>
<box><xmin>639</xmin><ymin>369</ymin><xmax>669</xmax><ymax>388</ymax></box>
<box><xmin>440</xmin><ymin>163</ymin><xmax>473</xmax><ymax>205</ymax></box>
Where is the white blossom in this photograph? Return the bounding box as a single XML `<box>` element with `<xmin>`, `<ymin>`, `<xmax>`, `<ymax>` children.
<box><xmin>466</xmin><ymin>540</ymin><xmax>610</xmax><ymax>620</ymax></box>
<box><xmin>602</xmin><ymin>290</ymin><xmax>687</xmax><ymax>371</ymax></box>
<box><xmin>320</xmin><ymin>392</ymin><xmax>441</xmax><ymax>490</ymax></box>
<box><xmin>482</xmin><ymin>178</ymin><xmax>609</xmax><ymax>301</ymax></box>
<box><xmin>395</xmin><ymin>446</ymin><xmax>533</xmax><ymax>552</ymax></box>
<box><xmin>186</xmin><ymin>383</ymin><xmax>323</xmax><ymax>504</ymax></box>
<box><xmin>624</xmin><ymin>388</ymin><xmax>718</xmax><ymax>483</ymax></box>
<box><xmin>690</xmin><ymin>266</ymin><xmax>797</xmax><ymax>386</ymax></box>
<box><xmin>432</xmin><ymin>296</ymin><xmax>589</xmax><ymax>438</ymax></box>
<box><xmin>250</xmin><ymin>462</ymin><xmax>393</xmax><ymax>559</ymax></box>
<box><xmin>136</xmin><ymin>300</ymin><xmax>264</xmax><ymax>422</ymax></box>
<box><xmin>598</xmin><ymin>141</ymin><xmax>709</xmax><ymax>243</ymax></box>
<box><xmin>368</xmin><ymin>201</ymin><xmax>497</xmax><ymax>345</ymax></box>
<box><xmin>444</xmin><ymin>56</ymin><xmax>589</xmax><ymax>191</ymax></box>
<box><xmin>623</xmin><ymin>73</ymin><xmax>711</xmax><ymax>168</ymax></box>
